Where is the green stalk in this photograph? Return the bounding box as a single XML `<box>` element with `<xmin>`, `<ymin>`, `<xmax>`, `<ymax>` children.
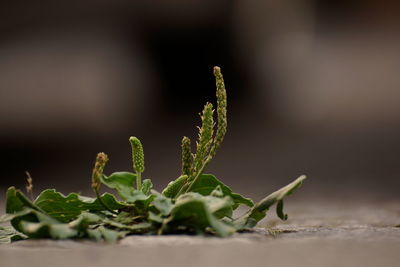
<box><xmin>136</xmin><ymin>173</ymin><xmax>142</xmax><ymax>191</ymax></box>
<box><xmin>184</xmin><ymin>157</ymin><xmax>211</xmax><ymax>193</ymax></box>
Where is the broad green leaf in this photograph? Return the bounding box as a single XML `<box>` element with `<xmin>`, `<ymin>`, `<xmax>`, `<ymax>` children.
<box><xmin>103</xmin><ymin>220</ymin><xmax>151</xmax><ymax>232</ymax></box>
<box><xmin>5</xmin><ymin>187</ymin><xmax>58</xmax><ymax>231</ymax></box>
<box><xmin>87</xmin><ymin>228</ymin><xmax>102</xmax><ymax>241</ymax></box>
<box><xmin>98</xmin><ymin>226</ymin><xmax>127</xmax><ymax>242</ymax></box>
<box><xmin>148</xmin><ymin>211</ymin><xmax>163</xmax><ymax>223</ymax></box>
<box><xmin>2</xmin><ymin>207</ymin><xmax>76</xmax><ymax>240</ymax></box>
<box><xmin>72</xmin><ymin>212</ymin><xmax>150</xmax><ymax>235</ymax></box>
<box><xmin>6</xmin><ymin>187</ymin><xmax>43</xmax><ymax>214</ymax></box>
<box><xmin>234</xmin><ymin>175</ymin><xmax>306</xmax><ymax>229</ymax></box>
<box><xmin>0</xmin><ymin>226</ymin><xmax>27</xmax><ymax>243</ymax></box>
<box><xmin>68</xmin><ymin>212</ymin><xmax>131</xmax><ymax>241</ymax></box>
<box><xmin>101</xmin><ymin>172</ymin><xmax>153</xmax><ymax>204</ymax></box>
<box><xmin>112</xmin><ymin>211</ymin><xmax>149</xmax><ymax>226</ymax></box>
<box><xmin>161</xmin><ymin>175</ymin><xmax>188</xmax><ymax>198</ymax></box>
<box><xmin>19</xmin><ymin>221</ymin><xmax>78</xmax><ymax>239</ymax></box>
<box><xmin>68</xmin><ymin>211</ymin><xmax>103</xmax><ymax>231</ymax></box>
<box><xmin>4</xmin><ymin>209</ymin><xmax>129</xmax><ymax>241</ymax></box>
<box><xmin>124</xmin><ymin>190</ymin><xmax>152</xmax><ymax>204</ymax></box>
<box><xmin>0</xmin><ymin>209</ymin><xmax>34</xmax><ymax>223</ymax></box>
<box><xmin>3</xmin><ymin>187</ymin><xmax>132</xmax><ymax>241</ymax></box>
<box><xmin>34</xmin><ymin>189</ymin><xmax>127</xmax><ymax>222</ymax></box>
<box><xmin>2</xmin><ymin>206</ymin><xmax>77</xmax><ymax>240</ymax></box>
<box><xmin>87</xmin><ymin>226</ymin><xmax>126</xmax><ymax>242</ymax></box>
<box><xmin>188</xmin><ymin>174</ymin><xmax>253</xmax><ymax>209</ymax></box>
<box><xmin>165</xmin><ymin>193</ymin><xmax>235</xmax><ymax>237</ymax></box>
<box><xmin>210</xmin><ymin>185</ymin><xmax>224</xmax><ymax>197</ymax></box>
<box><xmin>113</xmin><ymin>211</ymin><xmax>136</xmax><ymax>225</ymax></box>
<box><xmin>152</xmin><ymin>192</ymin><xmax>174</xmax><ymax>216</ymax></box>
<box><xmin>205</xmin><ymin>194</ymin><xmax>233</xmax><ymax>219</ymax></box>
<box><xmin>101</xmin><ymin>172</ymin><xmax>136</xmax><ymax>198</ymax></box>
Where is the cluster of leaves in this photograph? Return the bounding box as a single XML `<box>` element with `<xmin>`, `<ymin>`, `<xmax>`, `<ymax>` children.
<box><xmin>0</xmin><ymin>67</ymin><xmax>306</xmax><ymax>243</ymax></box>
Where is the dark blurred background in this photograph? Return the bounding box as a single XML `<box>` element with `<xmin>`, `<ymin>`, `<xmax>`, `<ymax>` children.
<box><xmin>1</xmin><ymin>0</ymin><xmax>399</xmax><ymax>203</ymax></box>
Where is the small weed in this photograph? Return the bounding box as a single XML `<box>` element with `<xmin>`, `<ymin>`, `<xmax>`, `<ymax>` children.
<box><xmin>0</xmin><ymin>67</ymin><xmax>306</xmax><ymax>242</ymax></box>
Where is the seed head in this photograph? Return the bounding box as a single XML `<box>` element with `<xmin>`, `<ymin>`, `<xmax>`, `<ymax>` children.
<box><xmin>91</xmin><ymin>152</ymin><xmax>109</xmax><ymax>191</ymax></box>
<box><xmin>129</xmin><ymin>136</ymin><xmax>145</xmax><ymax>173</ymax></box>
<box><xmin>25</xmin><ymin>171</ymin><xmax>34</xmax><ymax>199</ymax></box>
<box><xmin>209</xmin><ymin>66</ymin><xmax>227</xmax><ymax>159</ymax></box>
<box><xmin>181</xmin><ymin>136</ymin><xmax>193</xmax><ymax>176</ymax></box>
<box><xmin>193</xmin><ymin>102</ymin><xmax>214</xmax><ymax>172</ymax></box>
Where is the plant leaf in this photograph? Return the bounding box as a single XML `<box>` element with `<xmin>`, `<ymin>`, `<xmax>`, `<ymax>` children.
<box><xmin>34</xmin><ymin>189</ymin><xmax>127</xmax><ymax>222</ymax></box>
<box><xmin>6</xmin><ymin>187</ymin><xmax>43</xmax><ymax>214</ymax></box>
<box><xmin>234</xmin><ymin>175</ymin><xmax>306</xmax><ymax>229</ymax></box>
<box><xmin>148</xmin><ymin>211</ymin><xmax>163</xmax><ymax>224</ymax></box>
<box><xmin>103</xmin><ymin>219</ymin><xmax>151</xmax><ymax>232</ymax></box>
<box><xmin>152</xmin><ymin>192</ymin><xmax>174</xmax><ymax>216</ymax></box>
<box><xmin>101</xmin><ymin>172</ymin><xmax>153</xmax><ymax>204</ymax></box>
<box><xmin>3</xmin><ymin>187</ymin><xmax>131</xmax><ymax>241</ymax></box>
<box><xmin>4</xmin><ymin>187</ymin><xmax>59</xmax><ymax>231</ymax></box>
<box><xmin>165</xmin><ymin>192</ymin><xmax>235</xmax><ymax>237</ymax></box>
<box><xmin>188</xmin><ymin>174</ymin><xmax>253</xmax><ymax>209</ymax></box>
<box><xmin>2</xmin><ymin>206</ymin><xmax>69</xmax><ymax>237</ymax></box>
<box><xmin>68</xmin><ymin>212</ymin><xmax>132</xmax><ymax>241</ymax></box>
<box><xmin>205</xmin><ymin>195</ymin><xmax>233</xmax><ymax>219</ymax></box>
<box><xmin>87</xmin><ymin>226</ymin><xmax>126</xmax><ymax>243</ymax></box>
<box><xmin>101</xmin><ymin>172</ymin><xmax>136</xmax><ymax>198</ymax></box>
<box><xmin>0</xmin><ymin>226</ymin><xmax>27</xmax><ymax>243</ymax></box>
<box><xmin>0</xmin><ymin>209</ymin><xmax>35</xmax><ymax>223</ymax></box>
<box><xmin>68</xmin><ymin>211</ymin><xmax>103</xmax><ymax>230</ymax></box>
<box><xmin>19</xmin><ymin>221</ymin><xmax>79</xmax><ymax>239</ymax></box>
<box><xmin>276</xmin><ymin>200</ymin><xmax>288</xmax><ymax>220</ymax></box>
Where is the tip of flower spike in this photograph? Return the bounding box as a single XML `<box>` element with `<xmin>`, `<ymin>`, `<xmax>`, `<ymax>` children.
<box><xmin>129</xmin><ymin>136</ymin><xmax>139</xmax><ymax>144</ymax></box>
<box><xmin>213</xmin><ymin>66</ymin><xmax>221</xmax><ymax>73</ymax></box>
<box><xmin>97</xmin><ymin>152</ymin><xmax>109</xmax><ymax>162</ymax></box>
<box><xmin>204</xmin><ymin>102</ymin><xmax>213</xmax><ymax>110</ymax></box>
<box><xmin>91</xmin><ymin>152</ymin><xmax>109</xmax><ymax>191</ymax></box>
<box><xmin>129</xmin><ymin>136</ymin><xmax>144</xmax><ymax>150</ymax></box>
<box><xmin>129</xmin><ymin>136</ymin><xmax>145</xmax><ymax>174</ymax></box>
<box><xmin>297</xmin><ymin>175</ymin><xmax>307</xmax><ymax>181</ymax></box>
<box><xmin>182</xmin><ymin>136</ymin><xmax>190</xmax><ymax>143</ymax></box>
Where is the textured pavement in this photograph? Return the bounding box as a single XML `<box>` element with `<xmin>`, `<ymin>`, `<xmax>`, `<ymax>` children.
<box><xmin>1</xmin><ymin>200</ymin><xmax>399</xmax><ymax>267</ymax></box>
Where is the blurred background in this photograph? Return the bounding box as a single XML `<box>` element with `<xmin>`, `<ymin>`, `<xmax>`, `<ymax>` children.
<box><xmin>0</xmin><ymin>0</ymin><xmax>399</xmax><ymax>204</ymax></box>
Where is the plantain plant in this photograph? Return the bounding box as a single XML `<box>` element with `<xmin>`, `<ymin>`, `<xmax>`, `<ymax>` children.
<box><xmin>0</xmin><ymin>67</ymin><xmax>306</xmax><ymax>243</ymax></box>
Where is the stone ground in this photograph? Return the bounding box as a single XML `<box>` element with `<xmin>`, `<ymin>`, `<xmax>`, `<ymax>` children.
<box><xmin>1</xmin><ymin>200</ymin><xmax>399</xmax><ymax>267</ymax></box>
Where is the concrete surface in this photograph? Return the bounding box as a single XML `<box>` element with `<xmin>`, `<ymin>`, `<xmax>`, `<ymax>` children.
<box><xmin>1</xmin><ymin>200</ymin><xmax>399</xmax><ymax>267</ymax></box>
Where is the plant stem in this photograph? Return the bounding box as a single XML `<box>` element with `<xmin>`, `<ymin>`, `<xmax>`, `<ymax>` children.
<box><xmin>184</xmin><ymin>156</ymin><xmax>211</xmax><ymax>193</ymax></box>
<box><xmin>175</xmin><ymin>154</ymin><xmax>212</xmax><ymax>197</ymax></box>
<box><xmin>136</xmin><ymin>172</ymin><xmax>142</xmax><ymax>191</ymax></box>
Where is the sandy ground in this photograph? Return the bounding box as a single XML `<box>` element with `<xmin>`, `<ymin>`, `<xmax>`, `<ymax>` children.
<box><xmin>1</xmin><ymin>200</ymin><xmax>399</xmax><ymax>267</ymax></box>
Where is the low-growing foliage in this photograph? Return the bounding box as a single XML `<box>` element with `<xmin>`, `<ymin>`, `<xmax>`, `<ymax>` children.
<box><xmin>0</xmin><ymin>67</ymin><xmax>306</xmax><ymax>242</ymax></box>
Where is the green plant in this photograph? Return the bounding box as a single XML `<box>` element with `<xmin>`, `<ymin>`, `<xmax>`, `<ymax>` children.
<box><xmin>0</xmin><ymin>67</ymin><xmax>306</xmax><ymax>243</ymax></box>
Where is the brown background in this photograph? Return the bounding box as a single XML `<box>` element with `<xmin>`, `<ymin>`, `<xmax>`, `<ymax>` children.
<box><xmin>0</xmin><ymin>0</ymin><xmax>399</xmax><ymax>203</ymax></box>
